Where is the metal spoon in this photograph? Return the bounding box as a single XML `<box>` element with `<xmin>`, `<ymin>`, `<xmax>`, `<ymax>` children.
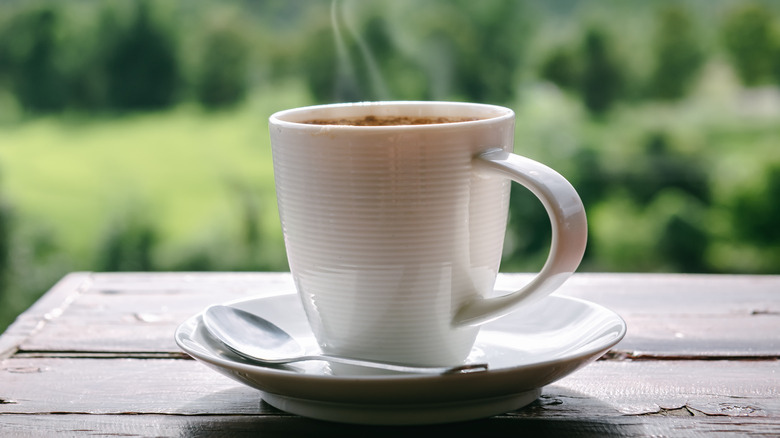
<box><xmin>203</xmin><ymin>305</ymin><xmax>488</xmax><ymax>375</ymax></box>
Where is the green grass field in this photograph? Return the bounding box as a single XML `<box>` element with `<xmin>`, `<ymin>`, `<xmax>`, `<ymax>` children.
<box><xmin>0</xmin><ymin>83</ymin><xmax>314</xmax><ymax>269</ymax></box>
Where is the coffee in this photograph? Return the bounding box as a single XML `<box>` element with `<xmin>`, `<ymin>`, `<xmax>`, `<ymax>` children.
<box><xmin>301</xmin><ymin>115</ymin><xmax>479</xmax><ymax>126</ymax></box>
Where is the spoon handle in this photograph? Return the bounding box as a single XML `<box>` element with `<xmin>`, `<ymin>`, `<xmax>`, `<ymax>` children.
<box><xmin>301</xmin><ymin>354</ymin><xmax>488</xmax><ymax>374</ymax></box>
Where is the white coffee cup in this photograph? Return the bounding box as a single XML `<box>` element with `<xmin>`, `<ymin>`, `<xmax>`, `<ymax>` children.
<box><xmin>269</xmin><ymin>101</ymin><xmax>587</xmax><ymax>367</ymax></box>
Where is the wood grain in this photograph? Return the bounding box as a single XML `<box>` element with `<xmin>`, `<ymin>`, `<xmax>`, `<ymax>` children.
<box><xmin>0</xmin><ymin>273</ymin><xmax>91</xmax><ymax>359</ymax></box>
<box><xmin>1</xmin><ymin>414</ymin><xmax>779</xmax><ymax>438</ymax></box>
<box><xmin>1</xmin><ymin>272</ymin><xmax>779</xmax><ymax>437</ymax></box>
<box><xmin>1</xmin><ymin>358</ymin><xmax>777</xmax><ymax>417</ymax></box>
<box><xmin>15</xmin><ymin>273</ymin><xmax>780</xmax><ymax>358</ymax></box>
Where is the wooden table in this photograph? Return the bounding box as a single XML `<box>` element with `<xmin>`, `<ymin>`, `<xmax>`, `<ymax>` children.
<box><xmin>0</xmin><ymin>272</ymin><xmax>778</xmax><ymax>437</ymax></box>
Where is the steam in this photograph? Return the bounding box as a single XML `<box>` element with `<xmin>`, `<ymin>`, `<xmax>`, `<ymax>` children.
<box><xmin>331</xmin><ymin>0</ymin><xmax>391</xmax><ymax>101</ymax></box>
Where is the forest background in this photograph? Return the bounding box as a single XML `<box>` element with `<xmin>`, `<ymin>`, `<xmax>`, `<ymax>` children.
<box><xmin>1</xmin><ymin>0</ymin><xmax>779</xmax><ymax>331</ymax></box>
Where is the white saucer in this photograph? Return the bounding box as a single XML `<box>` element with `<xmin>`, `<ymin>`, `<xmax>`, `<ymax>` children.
<box><xmin>175</xmin><ymin>292</ymin><xmax>625</xmax><ymax>425</ymax></box>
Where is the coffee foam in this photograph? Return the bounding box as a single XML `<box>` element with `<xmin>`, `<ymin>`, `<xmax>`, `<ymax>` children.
<box><xmin>301</xmin><ymin>115</ymin><xmax>480</xmax><ymax>126</ymax></box>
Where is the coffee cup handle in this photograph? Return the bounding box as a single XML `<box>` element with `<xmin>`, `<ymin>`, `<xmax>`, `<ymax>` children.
<box><xmin>453</xmin><ymin>148</ymin><xmax>588</xmax><ymax>326</ymax></box>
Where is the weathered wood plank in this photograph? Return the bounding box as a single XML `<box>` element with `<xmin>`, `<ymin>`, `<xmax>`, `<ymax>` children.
<box><xmin>0</xmin><ymin>357</ymin><xmax>270</xmax><ymax>415</ymax></box>
<box><xmin>14</xmin><ymin>272</ymin><xmax>294</xmax><ymax>353</ymax></box>
<box><xmin>0</xmin><ymin>273</ymin><xmax>91</xmax><ymax>359</ymax></box>
<box><xmin>81</xmin><ymin>272</ymin><xmax>780</xmax><ymax>314</ymax></box>
<box><xmin>1</xmin><ymin>413</ymin><xmax>779</xmax><ymax>438</ymax></box>
<box><xmin>534</xmin><ymin>361</ymin><xmax>780</xmax><ymax>418</ymax></box>
<box><xmin>16</xmin><ymin>273</ymin><xmax>780</xmax><ymax>358</ymax></box>
<box><xmin>18</xmin><ymin>311</ymin><xmax>780</xmax><ymax>358</ymax></box>
<box><xmin>86</xmin><ymin>271</ymin><xmax>296</xmax><ymax>294</ymax></box>
<box><xmin>551</xmin><ymin>274</ymin><xmax>780</xmax><ymax>358</ymax></box>
<box><xmin>535</xmin><ymin>273</ymin><xmax>779</xmax><ymax>316</ymax></box>
<box><xmin>613</xmin><ymin>314</ymin><xmax>780</xmax><ymax>358</ymax></box>
<box><xmin>1</xmin><ymin>358</ymin><xmax>777</xmax><ymax>417</ymax></box>
<box><xmin>79</xmin><ymin>272</ymin><xmax>780</xmax><ymax>315</ymax></box>
<box><xmin>16</xmin><ymin>278</ymin><xmax>296</xmax><ymax>353</ymax></box>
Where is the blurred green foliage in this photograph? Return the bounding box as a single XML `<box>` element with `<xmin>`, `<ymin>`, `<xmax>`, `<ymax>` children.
<box><xmin>648</xmin><ymin>6</ymin><xmax>705</xmax><ymax>100</ymax></box>
<box><xmin>1</xmin><ymin>0</ymin><xmax>780</xmax><ymax>331</ymax></box>
<box><xmin>722</xmin><ymin>2</ymin><xmax>779</xmax><ymax>86</ymax></box>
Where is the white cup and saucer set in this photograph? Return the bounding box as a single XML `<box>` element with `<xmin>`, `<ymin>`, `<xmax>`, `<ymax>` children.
<box><xmin>175</xmin><ymin>101</ymin><xmax>627</xmax><ymax>425</ymax></box>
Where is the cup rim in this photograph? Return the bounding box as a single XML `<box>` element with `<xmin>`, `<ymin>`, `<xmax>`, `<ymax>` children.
<box><xmin>269</xmin><ymin>101</ymin><xmax>514</xmax><ymax>130</ymax></box>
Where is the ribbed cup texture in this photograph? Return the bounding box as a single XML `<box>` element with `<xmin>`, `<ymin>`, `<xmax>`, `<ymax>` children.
<box><xmin>270</xmin><ymin>104</ymin><xmax>513</xmax><ymax>366</ymax></box>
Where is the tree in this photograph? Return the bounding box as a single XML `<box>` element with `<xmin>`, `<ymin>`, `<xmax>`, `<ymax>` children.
<box><xmin>618</xmin><ymin>132</ymin><xmax>710</xmax><ymax>205</ymax></box>
<box><xmin>105</xmin><ymin>1</ymin><xmax>180</xmax><ymax>111</ymax></box>
<box><xmin>95</xmin><ymin>214</ymin><xmax>158</xmax><ymax>272</ymax></box>
<box><xmin>657</xmin><ymin>211</ymin><xmax>709</xmax><ymax>272</ymax></box>
<box><xmin>648</xmin><ymin>5</ymin><xmax>704</xmax><ymax>100</ymax></box>
<box><xmin>196</xmin><ymin>23</ymin><xmax>250</xmax><ymax>109</ymax></box>
<box><xmin>722</xmin><ymin>3</ymin><xmax>776</xmax><ymax>86</ymax></box>
<box><xmin>580</xmin><ymin>28</ymin><xmax>623</xmax><ymax>115</ymax></box>
<box><xmin>443</xmin><ymin>0</ymin><xmax>530</xmax><ymax>104</ymax></box>
<box><xmin>732</xmin><ymin>165</ymin><xmax>780</xmax><ymax>247</ymax></box>
<box><xmin>300</xmin><ymin>24</ymin><xmax>343</xmax><ymax>102</ymax></box>
<box><xmin>8</xmin><ymin>6</ymin><xmax>68</xmax><ymax>113</ymax></box>
<box><xmin>540</xmin><ymin>46</ymin><xmax>580</xmax><ymax>91</ymax></box>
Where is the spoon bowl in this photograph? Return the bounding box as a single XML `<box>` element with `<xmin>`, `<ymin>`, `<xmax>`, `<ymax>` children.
<box><xmin>203</xmin><ymin>305</ymin><xmax>487</xmax><ymax>375</ymax></box>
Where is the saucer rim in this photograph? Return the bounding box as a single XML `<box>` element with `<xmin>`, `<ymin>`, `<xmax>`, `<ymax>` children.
<box><xmin>175</xmin><ymin>292</ymin><xmax>626</xmax><ymax>382</ymax></box>
<box><xmin>175</xmin><ymin>291</ymin><xmax>625</xmax><ymax>424</ymax></box>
